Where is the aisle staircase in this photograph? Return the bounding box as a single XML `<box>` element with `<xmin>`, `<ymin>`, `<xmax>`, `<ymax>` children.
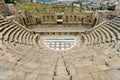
<box><xmin>0</xmin><ymin>14</ymin><xmax>119</xmax><ymax>80</ymax></box>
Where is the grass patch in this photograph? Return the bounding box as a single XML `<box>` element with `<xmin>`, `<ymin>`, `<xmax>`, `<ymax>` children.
<box><xmin>15</xmin><ymin>2</ymin><xmax>52</xmax><ymax>12</ymax></box>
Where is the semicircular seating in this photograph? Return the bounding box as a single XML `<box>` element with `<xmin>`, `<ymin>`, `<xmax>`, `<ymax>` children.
<box><xmin>0</xmin><ymin>15</ymin><xmax>61</xmax><ymax>80</ymax></box>
<box><xmin>0</xmin><ymin>15</ymin><xmax>120</xmax><ymax>80</ymax></box>
<box><xmin>63</xmin><ymin>16</ymin><xmax>120</xmax><ymax>80</ymax></box>
<box><xmin>82</xmin><ymin>16</ymin><xmax>120</xmax><ymax>51</ymax></box>
<box><xmin>0</xmin><ymin>16</ymin><xmax>39</xmax><ymax>48</ymax></box>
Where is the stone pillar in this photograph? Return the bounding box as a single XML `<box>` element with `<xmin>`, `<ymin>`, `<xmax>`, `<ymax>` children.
<box><xmin>52</xmin><ymin>6</ymin><xmax>55</xmax><ymax>13</ymax></box>
<box><xmin>71</xmin><ymin>4</ymin><xmax>74</xmax><ymax>12</ymax></box>
<box><xmin>80</xmin><ymin>2</ymin><xmax>83</xmax><ymax>12</ymax></box>
<box><xmin>35</xmin><ymin>6</ymin><xmax>39</xmax><ymax>13</ymax></box>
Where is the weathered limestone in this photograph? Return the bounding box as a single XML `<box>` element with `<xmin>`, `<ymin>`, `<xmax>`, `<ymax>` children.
<box><xmin>0</xmin><ymin>13</ymin><xmax>120</xmax><ymax>80</ymax></box>
<box><xmin>91</xmin><ymin>71</ymin><xmax>112</xmax><ymax>80</ymax></box>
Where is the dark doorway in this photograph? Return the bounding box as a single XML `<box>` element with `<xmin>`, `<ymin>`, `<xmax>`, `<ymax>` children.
<box><xmin>57</xmin><ymin>15</ymin><xmax>63</xmax><ymax>24</ymax></box>
<box><xmin>57</xmin><ymin>22</ymin><xmax>63</xmax><ymax>24</ymax></box>
<box><xmin>93</xmin><ymin>18</ymin><xmax>97</xmax><ymax>26</ymax></box>
<box><xmin>81</xmin><ymin>18</ymin><xmax>84</xmax><ymax>25</ymax></box>
<box><xmin>23</xmin><ymin>18</ymin><xmax>26</xmax><ymax>25</ymax></box>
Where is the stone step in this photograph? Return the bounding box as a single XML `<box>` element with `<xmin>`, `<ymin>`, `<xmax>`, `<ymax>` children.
<box><xmin>55</xmin><ymin>71</ymin><xmax>68</xmax><ymax>76</ymax></box>
<box><xmin>54</xmin><ymin>76</ymin><xmax>70</xmax><ymax>80</ymax></box>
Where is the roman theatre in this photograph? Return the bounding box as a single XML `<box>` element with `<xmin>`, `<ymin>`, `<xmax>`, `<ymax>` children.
<box><xmin>0</xmin><ymin>0</ymin><xmax>120</xmax><ymax>80</ymax></box>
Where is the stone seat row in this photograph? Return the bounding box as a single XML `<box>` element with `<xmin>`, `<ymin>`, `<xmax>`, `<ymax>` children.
<box><xmin>0</xmin><ymin>16</ymin><xmax>59</xmax><ymax>80</ymax></box>
<box><xmin>0</xmin><ymin>45</ymin><xmax>58</xmax><ymax>80</ymax></box>
<box><xmin>0</xmin><ymin>16</ymin><xmax>40</xmax><ymax>49</ymax></box>
<box><xmin>63</xmin><ymin>48</ymin><xmax>120</xmax><ymax>80</ymax></box>
<box><xmin>82</xmin><ymin>16</ymin><xmax>120</xmax><ymax>49</ymax></box>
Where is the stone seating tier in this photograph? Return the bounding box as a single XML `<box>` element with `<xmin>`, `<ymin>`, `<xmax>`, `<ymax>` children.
<box><xmin>0</xmin><ymin>15</ymin><xmax>120</xmax><ymax>80</ymax></box>
<box><xmin>83</xmin><ymin>17</ymin><xmax>120</xmax><ymax>46</ymax></box>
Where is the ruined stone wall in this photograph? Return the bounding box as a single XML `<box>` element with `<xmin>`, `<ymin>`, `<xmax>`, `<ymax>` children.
<box><xmin>63</xmin><ymin>12</ymin><xmax>93</xmax><ymax>25</ymax></box>
<box><xmin>40</xmin><ymin>13</ymin><xmax>57</xmax><ymax>25</ymax></box>
<box><xmin>0</xmin><ymin>0</ymin><xmax>13</xmax><ymax>17</ymax></box>
<box><xmin>16</xmin><ymin>5</ymin><xmax>109</xmax><ymax>27</ymax></box>
<box><xmin>18</xmin><ymin>11</ymin><xmax>42</xmax><ymax>26</ymax></box>
<box><xmin>115</xmin><ymin>3</ymin><xmax>120</xmax><ymax>16</ymax></box>
<box><xmin>63</xmin><ymin>13</ymin><xmax>80</xmax><ymax>24</ymax></box>
<box><xmin>39</xmin><ymin>11</ymin><xmax>94</xmax><ymax>25</ymax></box>
<box><xmin>18</xmin><ymin>11</ymin><xmax>95</xmax><ymax>26</ymax></box>
<box><xmin>0</xmin><ymin>0</ymin><xmax>7</xmax><ymax>16</ymax></box>
<box><xmin>7</xmin><ymin>4</ymin><xmax>17</xmax><ymax>15</ymax></box>
<box><xmin>92</xmin><ymin>11</ymin><xmax>113</xmax><ymax>26</ymax></box>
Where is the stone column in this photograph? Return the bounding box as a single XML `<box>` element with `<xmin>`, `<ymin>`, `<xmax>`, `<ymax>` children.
<box><xmin>71</xmin><ymin>4</ymin><xmax>74</xmax><ymax>12</ymax></box>
<box><xmin>80</xmin><ymin>2</ymin><xmax>83</xmax><ymax>12</ymax></box>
